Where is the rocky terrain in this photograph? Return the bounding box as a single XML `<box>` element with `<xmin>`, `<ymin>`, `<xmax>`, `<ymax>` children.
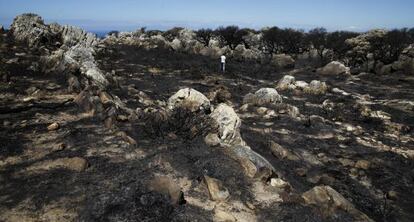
<box><xmin>0</xmin><ymin>14</ymin><xmax>414</xmax><ymax>222</ymax></box>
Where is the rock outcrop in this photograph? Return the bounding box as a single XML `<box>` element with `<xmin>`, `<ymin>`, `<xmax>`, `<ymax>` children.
<box><xmin>10</xmin><ymin>13</ymin><xmax>60</xmax><ymax>47</ymax></box>
<box><xmin>317</xmin><ymin>61</ymin><xmax>351</xmax><ymax>75</ymax></box>
<box><xmin>271</xmin><ymin>54</ymin><xmax>295</xmax><ymax>68</ymax></box>
<box><xmin>11</xmin><ymin>13</ymin><xmax>108</xmax><ymax>89</ymax></box>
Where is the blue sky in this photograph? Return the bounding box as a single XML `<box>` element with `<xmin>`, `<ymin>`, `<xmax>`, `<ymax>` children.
<box><xmin>1</xmin><ymin>0</ymin><xmax>414</xmax><ymax>32</ymax></box>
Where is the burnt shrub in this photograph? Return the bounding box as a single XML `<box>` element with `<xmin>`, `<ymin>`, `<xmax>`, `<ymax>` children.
<box><xmin>215</xmin><ymin>26</ymin><xmax>248</xmax><ymax>49</ymax></box>
<box><xmin>196</xmin><ymin>28</ymin><xmax>214</xmax><ymax>46</ymax></box>
<box><xmin>162</xmin><ymin>27</ymin><xmax>184</xmax><ymax>41</ymax></box>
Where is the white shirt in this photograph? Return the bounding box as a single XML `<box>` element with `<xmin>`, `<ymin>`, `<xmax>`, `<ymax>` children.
<box><xmin>220</xmin><ymin>55</ymin><xmax>226</xmax><ymax>63</ymax></box>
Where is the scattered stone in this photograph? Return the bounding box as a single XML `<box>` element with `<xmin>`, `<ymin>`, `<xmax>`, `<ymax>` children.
<box><xmin>167</xmin><ymin>132</ymin><xmax>178</xmax><ymax>140</ymax></box>
<box><xmin>149</xmin><ymin>176</ymin><xmax>185</xmax><ymax>205</ymax></box>
<box><xmin>25</xmin><ymin>86</ymin><xmax>39</xmax><ymax>95</ymax></box>
<box><xmin>204</xmin><ymin>133</ymin><xmax>220</xmax><ymax>147</ymax></box>
<box><xmin>27</xmin><ymin>157</ymin><xmax>88</xmax><ymax>172</ymax></box>
<box><xmin>302</xmin><ymin>186</ymin><xmax>373</xmax><ymax>221</ymax></box>
<box><xmin>256</xmin><ymin>107</ymin><xmax>268</xmax><ymax>115</ymax></box>
<box><xmin>269</xmin><ymin>141</ymin><xmax>299</xmax><ymax>161</ymax></box>
<box><xmin>304</xmin><ymin>80</ymin><xmax>328</xmax><ymax>95</ymax></box>
<box><xmin>116</xmin><ymin>115</ymin><xmax>128</xmax><ymax>122</ymax></box>
<box><xmin>53</xmin><ymin>143</ymin><xmax>66</xmax><ymax>152</ymax></box>
<box><xmin>317</xmin><ymin>61</ymin><xmax>351</xmax><ymax>75</ymax></box>
<box><xmin>386</xmin><ymin>190</ymin><xmax>398</xmax><ymax>200</ymax></box>
<box><xmin>277</xmin><ymin>75</ymin><xmax>296</xmax><ymax>90</ymax></box>
<box><xmin>204</xmin><ymin>175</ymin><xmax>230</xmax><ymax>201</ymax></box>
<box><xmin>47</xmin><ymin>122</ymin><xmax>60</xmax><ymax>131</ymax></box>
<box><xmin>239</xmin><ymin>104</ymin><xmax>249</xmax><ymax>112</ymax></box>
<box><xmin>238</xmin><ymin>157</ymin><xmax>258</xmax><ymax>178</ymax></box>
<box><xmin>243</xmin><ymin>88</ymin><xmax>282</xmax><ymax>106</ymax></box>
<box><xmin>116</xmin><ymin>131</ymin><xmax>137</xmax><ymax>145</ymax></box>
<box><xmin>369</xmin><ymin>110</ymin><xmax>391</xmax><ymax>120</ymax></box>
<box><xmin>99</xmin><ymin>91</ymin><xmax>112</xmax><ymax>105</ymax></box>
<box><xmin>338</xmin><ymin>158</ymin><xmax>354</xmax><ymax>167</ymax></box>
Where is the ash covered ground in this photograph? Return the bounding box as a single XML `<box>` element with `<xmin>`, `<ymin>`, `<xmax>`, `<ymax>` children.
<box><xmin>0</xmin><ymin>14</ymin><xmax>414</xmax><ymax>222</ymax></box>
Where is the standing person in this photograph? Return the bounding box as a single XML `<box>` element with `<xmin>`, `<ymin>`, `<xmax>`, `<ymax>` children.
<box><xmin>220</xmin><ymin>54</ymin><xmax>226</xmax><ymax>73</ymax></box>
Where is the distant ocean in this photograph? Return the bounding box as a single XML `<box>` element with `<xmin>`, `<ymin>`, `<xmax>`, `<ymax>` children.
<box><xmin>91</xmin><ymin>31</ymin><xmax>109</xmax><ymax>38</ymax></box>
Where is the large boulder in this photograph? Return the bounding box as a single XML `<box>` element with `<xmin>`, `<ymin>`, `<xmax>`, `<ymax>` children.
<box><xmin>271</xmin><ymin>54</ymin><xmax>295</xmax><ymax>68</ymax></box>
<box><xmin>210</xmin><ymin>103</ymin><xmax>241</xmax><ymax>144</ymax></box>
<box><xmin>302</xmin><ymin>186</ymin><xmax>373</xmax><ymax>221</ymax></box>
<box><xmin>397</xmin><ymin>44</ymin><xmax>414</xmax><ymax>75</ymax></box>
<box><xmin>243</xmin><ymin>88</ymin><xmax>282</xmax><ymax>106</ymax></box>
<box><xmin>242</xmin><ymin>32</ymin><xmax>262</xmax><ymax>49</ymax></box>
<box><xmin>233</xmin><ymin>44</ymin><xmax>262</xmax><ymax>61</ymax></box>
<box><xmin>10</xmin><ymin>13</ymin><xmax>60</xmax><ymax>47</ymax></box>
<box><xmin>167</xmin><ymin>88</ymin><xmax>211</xmax><ymax>112</ymax></box>
<box><xmin>317</xmin><ymin>61</ymin><xmax>351</xmax><ymax>75</ymax></box>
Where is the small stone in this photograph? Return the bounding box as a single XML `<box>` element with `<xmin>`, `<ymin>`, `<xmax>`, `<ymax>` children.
<box><xmin>338</xmin><ymin>158</ymin><xmax>354</xmax><ymax>167</ymax></box>
<box><xmin>239</xmin><ymin>104</ymin><xmax>250</xmax><ymax>112</ymax></box>
<box><xmin>117</xmin><ymin>131</ymin><xmax>137</xmax><ymax>145</ymax></box>
<box><xmin>295</xmin><ymin>168</ymin><xmax>307</xmax><ymax>177</ymax></box>
<box><xmin>349</xmin><ymin>168</ymin><xmax>359</xmax><ymax>177</ymax></box>
<box><xmin>204</xmin><ymin>175</ymin><xmax>230</xmax><ymax>201</ymax></box>
<box><xmin>386</xmin><ymin>191</ymin><xmax>398</xmax><ymax>200</ymax></box>
<box><xmin>99</xmin><ymin>91</ymin><xmax>112</xmax><ymax>105</ymax></box>
<box><xmin>245</xmin><ymin>201</ymin><xmax>256</xmax><ymax>210</ymax></box>
<box><xmin>53</xmin><ymin>143</ymin><xmax>66</xmax><ymax>152</ymax></box>
<box><xmin>256</xmin><ymin>107</ymin><xmax>268</xmax><ymax>115</ymax></box>
<box><xmin>3</xmin><ymin>120</ymin><xmax>11</xmax><ymax>127</ymax></box>
<box><xmin>355</xmin><ymin>160</ymin><xmax>370</xmax><ymax>170</ymax></box>
<box><xmin>149</xmin><ymin>176</ymin><xmax>185</xmax><ymax>205</ymax></box>
<box><xmin>269</xmin><ymin>141</ymin><xmax>299</xmax><ymax>161</ymax></box>
<box><xmin>238</xmin><ymin>157</ymin><xmax>257</xmax><ymax>178</ymax></box>
<box><xmin>104</xmin><ymin>116</ymin><xmax>115</xmax><ymax>128</ymax></box>
<box><xmin>204</xmin><ymin>133</ymin><xmax>220</xmax><ymax>146</ymax></box>
<box><xmin>167</xmin><ymin>132</ymin><xmax>178</xmax><ymax>140</ymax></box>
<box><xmin>270</xmin><ymin>178</ymin><xmax>289</xmax><ymax>188</ymax></box>
<box><xmin>47</xmin><ymin>122</ymin><xmax>60</xmax><ymax>131</ymax></box>
<box><xmin>116</xmin><ymin>115</ymin><xmax>128</xmax><ymax>122</ymax></box>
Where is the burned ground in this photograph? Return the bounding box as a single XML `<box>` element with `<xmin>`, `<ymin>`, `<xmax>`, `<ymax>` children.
<box><xmin>1</xmin><ymin>31</ymin><xmax>414</xmax><ymax>222</ymax></box>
